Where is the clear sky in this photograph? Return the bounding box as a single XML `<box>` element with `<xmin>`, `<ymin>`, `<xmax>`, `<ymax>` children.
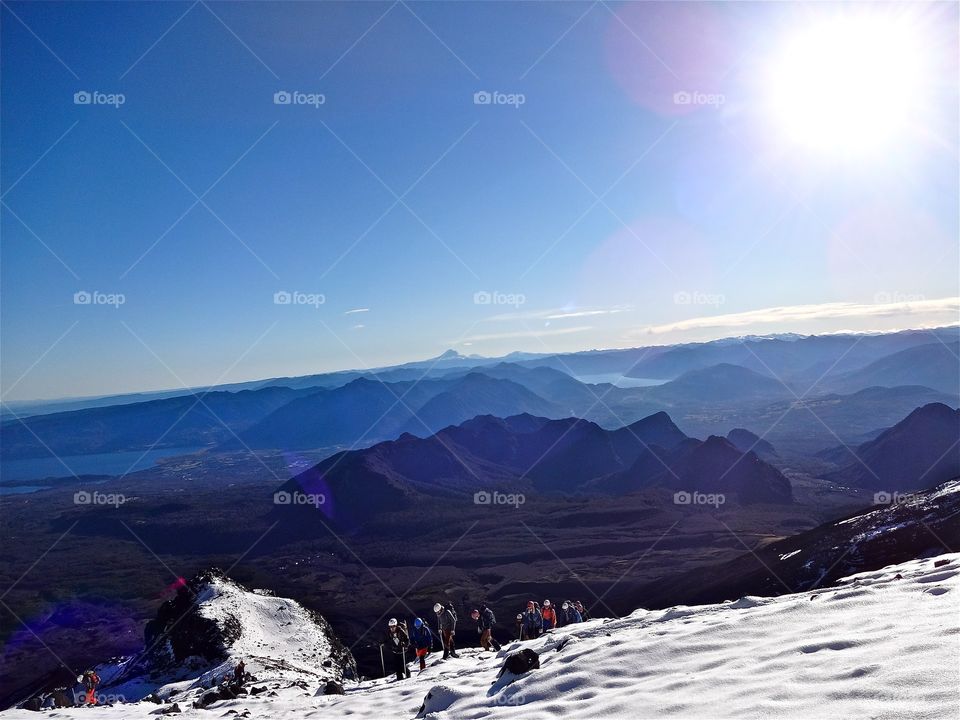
<box><xmin>2</xmin><ymin>1</ymin><xmax>958</xmax><ymax>401</ymax></box>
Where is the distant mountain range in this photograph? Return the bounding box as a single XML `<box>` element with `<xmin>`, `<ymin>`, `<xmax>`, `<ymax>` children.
<box><xmin>2</xmin><ymin>327</ymin><xmax>957</xmax><ymax>463</ymax></box>
<box><xmin>281</xmin><ymin>411</ymin><xmax>793</xmax><ymax>525</ymax></box>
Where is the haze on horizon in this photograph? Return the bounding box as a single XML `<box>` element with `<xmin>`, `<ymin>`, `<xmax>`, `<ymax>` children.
<box><xmin>2</xmin><ymin>1</ymin><xmax>958</xmax><ymax>402</ymax></box>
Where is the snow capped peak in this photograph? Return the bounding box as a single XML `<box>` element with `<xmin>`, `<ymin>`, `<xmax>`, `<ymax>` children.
<box><xmin>85</xmin><ymin>570</ymin><xmax>354</xmax><ymax>705</ymax></box>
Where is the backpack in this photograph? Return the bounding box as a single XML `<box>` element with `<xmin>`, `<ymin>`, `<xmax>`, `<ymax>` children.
<box><xmin>483</xmin><ymin>607</ymin><xmax>496</xmax><ymax>625</ymax></box>
<box><xmin>499</xmin><ymin>648</ymin><xmax>540</xmax><ymax>678</ymax></box>
<box><xmin>445</xmin><ymin>602</ymin><xmax>458</xmax><ymax>622</ymax></box>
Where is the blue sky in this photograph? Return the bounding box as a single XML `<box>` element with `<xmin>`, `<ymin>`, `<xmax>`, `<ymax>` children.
<box><xmin>2</xmin><ymin>1</ymin><xmax>958</xmax><ymax>400</ymax></box>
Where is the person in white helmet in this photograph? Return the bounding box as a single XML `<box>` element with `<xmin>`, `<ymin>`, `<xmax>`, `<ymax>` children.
<box><xmin>384</xmin><ymin>618</ymin><xmax>410</xmax><ymax>680</ymax></box>
<box><xmin>433</xmin><ymin>602</ymin><xmax>459</xmax><ymax>659</ymax></box>
<box><xmin>541</xmin><ymin>599</ymin><xmax>557</xmax><ymax>632</ymax></box>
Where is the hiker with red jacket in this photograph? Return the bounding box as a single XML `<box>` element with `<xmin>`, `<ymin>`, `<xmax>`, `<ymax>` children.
<box><xmin>541</xmin><ymin>599</ymin><xmax>557</xmax><ymax>631</ymax></box>
<box><xmin>434</xmin><ymin>603</ymin><xmax>459</xmax><ymax>659</ymax></box>
<box><xmin>79</xmin><ymin>670</ymin><xmax>100</xmax><ymax>706</ymax></box>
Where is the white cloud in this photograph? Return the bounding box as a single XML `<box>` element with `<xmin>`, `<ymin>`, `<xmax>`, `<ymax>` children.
<box><xmin>484</xmin><ymin>305</ymin><xmax>631</xmax><ymax>322</ymax></box>
<box><xmin>345</xmin><ymin>308</ymin><xmax>370</xmax><ymax>315</ymax></box>
<box><xmin>454</xmin><ymin>326</ymin><xmax>593</xmax><ymax>343</ymax></box>
<box><xmin>630</xmin><ymin>297</ymin><xmax>960</xmax><ymax>337</ymax></box>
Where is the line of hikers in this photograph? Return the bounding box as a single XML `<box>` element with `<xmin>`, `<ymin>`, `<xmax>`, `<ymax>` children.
<box><xmin>381</xmin><ymin>599</ymin><xmax>590</xmax><ymax>681</ymax></box>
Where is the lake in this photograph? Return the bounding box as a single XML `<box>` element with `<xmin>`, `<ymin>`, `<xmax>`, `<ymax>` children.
<box><xmin>0</xmin><ymin>446</ymin><xmax>203</xmax><ymax>487</ymax></box>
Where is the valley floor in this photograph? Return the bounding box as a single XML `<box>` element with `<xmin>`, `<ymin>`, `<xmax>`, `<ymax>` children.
<box><xmin>7</xmin><ymin>553</ymin><xmax>958</xmax><ymax>719</ymax></box>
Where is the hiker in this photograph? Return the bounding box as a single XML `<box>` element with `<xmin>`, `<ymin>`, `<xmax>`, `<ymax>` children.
<box><xmin>561</xmin><ymin>601</ymin><xmax>583</xmax><ymax>624</ymax></box>
<box><xmin>433</xmin><ymin>602</ymin><xmax>459</xmax><ymax>659</ymax></box>
<box><xmin>575</xmin><ymin>600</ymin><xmax>590</xmax><ymax>621</ymax></box>
<box><xmin>233</xmin><ymin>660</ymin><xmax>245</xmax><ymax>685</ymax></box>
<box><xmin>385</xmin><ymin>618</ymin><xmax>410</xmax><ymax>680</ymax></box>
<box><xmin>471</xmin><ymin>605</ymin><xmax>501</xmax><ymax>651</ymax></box>
<box><xmin>521</xmin><ymin>601</ymin><xmax>542</xmax><ymax>640</ymax></box>
<box><xmin>79</xmin><ymin>670</ymin><xmax>100</xmax><ymax>706</ymax></box>
<box><xmin>515</xmin><ymin>613</ymin><xmax>523</xmax><ymax>640</ymax></box>
<box><xmin>541</xmin><ymin>599</ymin><xmax>557</xmax><ymax>632</ymax></box>
<box><xmin>410</xmin><ymin>617</ymin><xmax>433</xmax><ymax>671</ymax></box>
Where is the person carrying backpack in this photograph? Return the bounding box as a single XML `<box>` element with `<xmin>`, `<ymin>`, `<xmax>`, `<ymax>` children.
<box><xmin>409</xmin><ymin>618</ymin><xmax>433</xmax><ymax>671</ymax></box>
<box><xmin>471</xmin><ymin>605</ymin><xmax>501</xmax><ymax>651</ymax></box>
<box><xmin>79</xmin><ymin>670</ymin><xmax>100</xmax><ymax>705</ymax></box>
<box><xmin>384</xmin><ymin>618</ymin><xmax>410</xmax><ymax>680</ymax></box>
<box><xmin>574</xmin><ymin>600</ymin><xmax>590</xmax><ymax>621</ymax></box>
<box><xmin>515</xmin><ymin>613</ymin><xmax>523</xmax><ymax>640</ymax></box>
<box><xmin>433</xmin><ymin>602</ymin><xmax>459</xmax><ymax>659</ymax></box>
<box><xmin>561</xmin><ymin>601</ymin><xmax>582</xmax><ymax>624</ymax></box>
<box><xmin>541</xmin><ymin>599</ymin><xmax>557</xmax><ymax>631</ymax></box>
<box><xmin>521</xmin><ymin>601</ymin><xmax>541</xmax><ymax>640</ymax></box>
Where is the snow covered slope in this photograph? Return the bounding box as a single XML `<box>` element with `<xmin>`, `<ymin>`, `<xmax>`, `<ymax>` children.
<box><xmin>6</xmin><ymin>554</ymin><xmax>958</xmax><ymax>719</ymax></box>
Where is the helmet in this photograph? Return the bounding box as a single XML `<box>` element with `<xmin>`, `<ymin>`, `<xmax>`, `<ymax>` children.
<box><xmin>76</xmin><ymin>675</ymin><xmax>84</xmax><ymax>684</ymax></box>
<box><xmin>526</xmin><ymin>600</ymin><xmax>534</xmax><ymax>608</ymax></box>
<box><xmin>516</xmin><ymin>613</ymin><xmax>523</xmax><ymax>620</ymax></box>
<box><xmin>470</xmin><ymin>609</ymin><xmax>480</xmax><ymax>618</ymax></box>
<box><xmin>433</xmin><ymin>603</ymin><xmax>443</xmax><ymax>613</ymax></box>
<box><xmin>562</xmin><ymin>602</ymin><xmax>569</xmax><ymax>609</ymax></box>
<box><xmin>413</xmin><ymin>618</ymin><xmax>423</xmax><ymax>628</ymax></box>
<box><xmin>388</xmin><ymin>618</ymin><xmax>398</xmax><ymax>627</ymax></box>
<box><xmin>543</xmin><ymin>599</ymin><xmax>551</xmax><ymax>607</ymax></box>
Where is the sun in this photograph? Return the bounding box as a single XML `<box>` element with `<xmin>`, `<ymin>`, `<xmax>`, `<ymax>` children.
<box><xmin>766</xmin><ymin>12</ymin><xmax>930</xmax><ymax>156</ymax></box>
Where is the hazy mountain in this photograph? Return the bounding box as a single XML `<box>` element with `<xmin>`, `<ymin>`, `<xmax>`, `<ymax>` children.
<box><xmin>828</xmin><ymin>342</ymin><xmax>960</xmax><ymax>396</ymax></box>
<box><xmin>642</xmin><ymin>363</ymin><xmax>792</xmax><ymax>405</ymax></box>
<box><xmin>595</xmin><ymin>435</ymin><xmax>792</xmax><ymax>504</ymax></box>
<box><xmin>824</xmin><ymin>403</ymin><xmax>960</xmax><ymax>492</ymax></box>
<box><xmin>0</xmin><ymin>386</ymin><xmax>307</xmax><ymax>460</ymax></box>
<box><xmin>726</xmin><ymin>428</ymin><xmax>777</xmax><ymax>459</ymax></box>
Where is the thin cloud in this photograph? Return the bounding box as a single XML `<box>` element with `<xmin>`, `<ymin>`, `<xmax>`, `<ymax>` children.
<box><xmin>484</xmin><ymin>305</ymin><xmax>631</xmax><ymax>322</ymax></box>
<box><xmin>631</xmin><ymin>297</ymin><xmax>960</xmax><ymax>337</ymax></box>
<box><xmin>455</xmin><ymin>326</ymin><xmax>593</xmax><ymax>343</ymax></box>
<box><xmin>344</xmin><ymin>308</ymin><xmax>370</xmax><ymax>315</ymax></box>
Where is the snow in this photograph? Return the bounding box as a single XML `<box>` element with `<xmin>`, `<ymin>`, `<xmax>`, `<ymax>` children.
<box><xmin>6</xmin><ymin>554</ymin><xmax>958</xmax><ymax>719</ymax></box>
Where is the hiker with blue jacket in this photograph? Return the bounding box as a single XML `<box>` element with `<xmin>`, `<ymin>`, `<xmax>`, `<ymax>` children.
<box><xmin>521</xmin><ymin>600</ymin><xmax>542</xmax><ymax>640</ymax></box>
<box><xmin>409</xmin><ymin>618</ymin><xmax>433</xmax><ymax>671</ymax></box>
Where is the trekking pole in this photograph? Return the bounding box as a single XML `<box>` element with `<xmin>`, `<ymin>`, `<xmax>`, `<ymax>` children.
<box><xmin>378</xmin><ymin>644</ymin><xmax>385</xmax><ymax>679</ymax></box>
